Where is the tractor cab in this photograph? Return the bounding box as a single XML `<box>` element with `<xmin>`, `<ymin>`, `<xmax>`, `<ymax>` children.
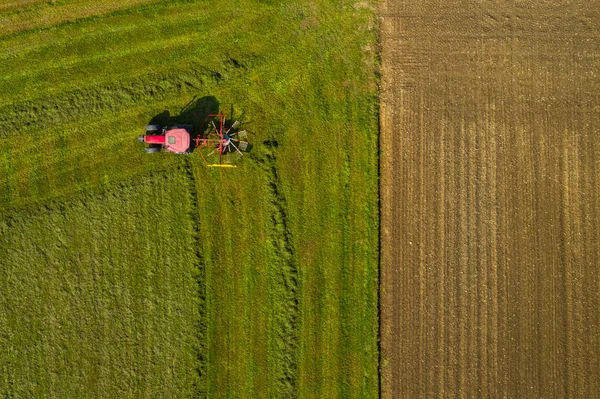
<box><xmin>164</xmin><ymin>128</ymin><xmax>190</xmax><ymax>153</ymax></box>
<box><xmin>138</xmin><ymin>125</ymin><xmax>191</xmax><ymax>154</ymax></box>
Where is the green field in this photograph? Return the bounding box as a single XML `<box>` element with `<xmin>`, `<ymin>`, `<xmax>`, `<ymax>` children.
<box><xmin>0</xmin><ymin>0</ymin><xmax>379</xmax><ymax>397</ymax></box>
<box><xmin>0</xmin><ymin>171</ymin><xmax>203</xmax><ymax>397</ymax></box>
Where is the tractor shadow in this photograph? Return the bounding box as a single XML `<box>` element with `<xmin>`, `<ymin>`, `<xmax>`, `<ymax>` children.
<box><xmin>148</xmin><ymin>95</ymin><xmax>220</xmax><ymax>153</ymax></box>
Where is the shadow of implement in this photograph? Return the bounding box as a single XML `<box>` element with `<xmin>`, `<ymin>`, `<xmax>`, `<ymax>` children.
<box><xmin>147</xmin><ymin>95</ymin><xmax>220</xmax><ymax>152</ymax></box>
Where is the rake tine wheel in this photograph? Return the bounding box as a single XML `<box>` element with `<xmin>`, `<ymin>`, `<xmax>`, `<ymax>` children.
<box><xmin>229</xmin><ymin>141</ymin><xmax>244</xmax><ymax>156</ymax></box>
<box><xmin>225</xmin><ymin>121</ymin><xmax>239</xmax><ymax>136</ymax></box>
<box><xmin>196</xmin><ymin>113</ymin><xmax>251</xmax><ymax>166</ymax></box>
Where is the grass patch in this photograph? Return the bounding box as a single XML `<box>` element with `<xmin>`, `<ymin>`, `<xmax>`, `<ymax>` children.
<box><xmin>0</xmin><ymin>170</ymin><xmax>204</xmax><ymax>397</ymax></box>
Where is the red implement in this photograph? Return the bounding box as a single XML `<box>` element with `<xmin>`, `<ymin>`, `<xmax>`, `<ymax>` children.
<box><xmin>144</xmin><ymin>135</ymin><xmax>165</xmax><ymax>144</ymax></box>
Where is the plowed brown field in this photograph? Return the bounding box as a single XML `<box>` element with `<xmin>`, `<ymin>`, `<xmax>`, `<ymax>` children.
<box><xmin>380</xmin><ymin>1</ymin><xmax>600</xmax><ymax>397</ymax></box>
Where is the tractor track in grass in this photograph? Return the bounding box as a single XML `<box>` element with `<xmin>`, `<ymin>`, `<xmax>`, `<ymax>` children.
<box><xmin>260</xmin><ymin>145</ymin><xmax>300</xmax><ymax>398</ymax></box>
<box><xmin>182</xmin><ymin>158</ymin><xmax>208</xmax><ymax>396</ymax></box>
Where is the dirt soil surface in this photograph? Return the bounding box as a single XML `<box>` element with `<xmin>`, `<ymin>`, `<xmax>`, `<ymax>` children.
<box><xmin>379</xmin><ymin>1</ymin><xmax>600</xmax><ymax>397</ymax></box>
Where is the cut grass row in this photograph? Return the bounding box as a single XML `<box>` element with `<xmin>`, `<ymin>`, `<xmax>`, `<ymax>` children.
<box><xmin>0</xmin><ymin>0</ymin><xmax>171</xmax><ymax>39</ymax></box>
<box><xmin>0</xmin><ymin>1</ymin><xmax>277</xmax><ymax>106</ymax></box>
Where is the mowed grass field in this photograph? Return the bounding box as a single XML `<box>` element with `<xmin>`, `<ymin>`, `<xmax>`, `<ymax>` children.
<box><xmin>0</xmin><ymin>171</ymin><xmax>203</xmax><ymax>397</ymax></box>
<box><xmin>380</xmin><ymin>0</ymin><xmax>599</xmax><ymax>397</ymax></box>
<box><xmin>0</xmin><ymin>0</ymin><xmax>379</xmax><ymax>397</ymax></box>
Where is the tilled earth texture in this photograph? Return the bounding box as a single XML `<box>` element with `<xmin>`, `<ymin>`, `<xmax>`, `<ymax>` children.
<box><xmin>380</xmin><ymin>1</ymin><xmax>600</xmax><ymax>397</ymax></box>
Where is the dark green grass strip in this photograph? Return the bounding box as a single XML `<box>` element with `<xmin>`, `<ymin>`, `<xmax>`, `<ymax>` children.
<box><xmin>260</xmin><ymin>144</ymin><xmax>300</xmax><ymax>397</ymax></box>
<box><xmin>183</xmin><ymin>157</ymin><xmax>208</xmax><ymax>396</ymax></box>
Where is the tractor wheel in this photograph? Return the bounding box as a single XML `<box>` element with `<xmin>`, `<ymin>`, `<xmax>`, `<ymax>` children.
<box><xmin>145</xmin><ymin>147</ymin><xmax>161</xmax><ymax>154</ymax></box>
<box><xmin>145</xmin><ymin>124</ymin><xmax>160</xmax><ymax>132</ymax></box>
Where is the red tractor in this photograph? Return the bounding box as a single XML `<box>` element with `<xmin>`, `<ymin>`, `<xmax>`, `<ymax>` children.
<box><xmin>138</xmin><ymin>124</ymin><xmax>192</xmax><ymax>154</ymax></box>
<box><xmin>138</xmin><ymin>114</ymin><xmax>251</xmax><ymax>167</ymax></box>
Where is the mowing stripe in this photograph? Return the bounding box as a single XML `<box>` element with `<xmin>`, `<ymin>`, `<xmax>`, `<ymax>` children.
<box><xmin>0</xmin><ymin>0</ymin><xmax>180</xmax><ymax>39</ymax></box>
<box><xmin>261</xmin><ymin>145</ymin><xmax>300</xmax><ymax>397</ymax></box>
<box><xmin>0</xmin><ymin>67</ymin><xmax>225</xmax><ymax>137</ymax></box>
<box><xmin>183</xmin><ymin>157</ymin><xmax>208</xmax><ymax>396</ymax></box>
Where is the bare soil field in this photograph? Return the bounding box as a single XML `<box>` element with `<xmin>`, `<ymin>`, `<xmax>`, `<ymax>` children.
<box><xmin>380</xmin><ymin>1</ymin><xmax>600</xmax><ymax>397</ymax></box>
